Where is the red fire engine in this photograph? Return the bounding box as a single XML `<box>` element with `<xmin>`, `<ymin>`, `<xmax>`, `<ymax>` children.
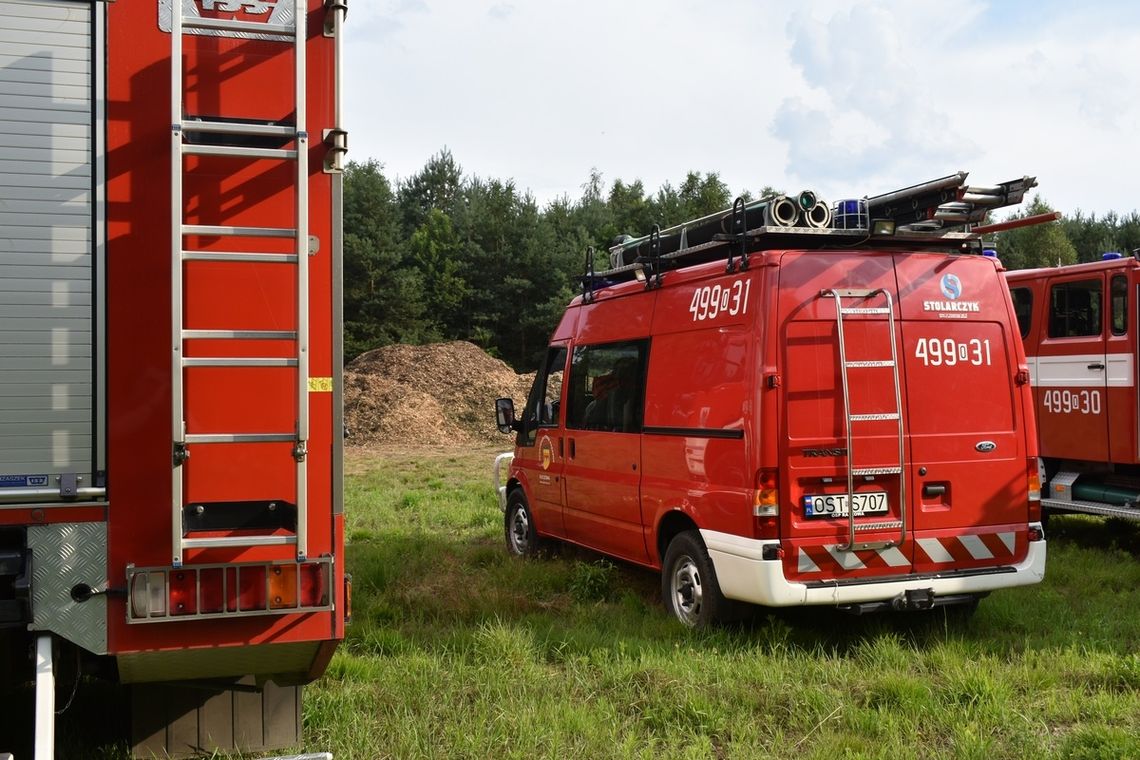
<box><xmin>495</xmin><ymin>174</ymin><xmax>1047</xmax><ymax>626</ymax></box>
<box><xmin>1005</xmin><ymin>254</ymin><xmax>1140</xmax><ymax>522</ymax></box>
<box><xmin>0</xmin><ymin>0</ymin><xmax>347</xmax><ymax>756</ymax></box>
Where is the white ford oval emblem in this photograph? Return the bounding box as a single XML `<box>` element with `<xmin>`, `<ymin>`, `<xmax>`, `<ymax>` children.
<box><xmin>975</xmin><ymin>441</ymin><xmax>997</xmax><ymax>453</ymax></box>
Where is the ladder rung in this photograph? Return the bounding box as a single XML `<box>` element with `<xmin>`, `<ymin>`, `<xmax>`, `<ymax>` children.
<box><xmin>851</xmin><ymin>467</ymin><xmax>903</xmax><ymax>476</ymax></box>
<box><xmin>846</xmin><ymin>360</ymin><xmax>895</xmax><ymax>368</ymax></box>
<box><xmin>182</xmin><ymin>145</ymin><xmax>298</xmax><ymax>160</ymax></box>
<box><xmin>181</xmin><ymin>121</ymin><xmax>296</xmax><ymax>138</ymax></box>
<box><xmin>182</xmin><ymin>17</ymin><xmax>295</xmax><ymax>36</ymax></box>
<box><xmin>841</xmin><ymin>307</ymin><xmax>891</xmax><ymax>315</ymax></box>
<box><xmin>184</xmin><ymin>433</ymin><xmax>295</xmax><ymax>444</ymax></box>
<box><xmin>182</xmin><ymin>251</ymin><xmax>299</xmax><ymax>264</ymax></box>
<box><xmin>183</xmin><ymin>330</ymin><xmax>298</xmax><ymax>341</ymax></box>
<box><xmin>181</xmin><ymin>535</ymin><xmax>297</xmax><ymax>550</ymax></box>
<box><xmin>850</xmin><ymin>413</ymin><xmax>900</xmax><ymax>422</ymax></box>
<box><xmin>183</xmin><ymin>225</ymin><xmax>295</xmax><ymax>238</ymax></box>
<box><xmin>182</xmin><ymin>357</ymin><xmax>298</xmax><ymax>368</ymax></box>
<box><xmin>853</xmin><ymin>520</ymin><xmax>904</xmax><ymax>532</ymax></box>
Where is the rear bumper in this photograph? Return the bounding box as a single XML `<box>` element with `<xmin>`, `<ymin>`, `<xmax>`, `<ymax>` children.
<box><xmin>701</xmin><ymin>526</ymin><xmax>1046</xmax><ymax>608</ymax></box>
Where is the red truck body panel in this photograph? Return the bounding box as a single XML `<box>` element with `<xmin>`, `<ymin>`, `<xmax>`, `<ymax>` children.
<box><xmin>1</xmin><ymin>0</ymin><xmax>344</xmax><ymax>685</ymax></box>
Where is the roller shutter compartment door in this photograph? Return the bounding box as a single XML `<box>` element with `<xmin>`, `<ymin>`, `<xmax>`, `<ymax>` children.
<box><xmin>0</xmin><ymin>0</ymin><xmax>95</xmax><ymax>502</ymax></box>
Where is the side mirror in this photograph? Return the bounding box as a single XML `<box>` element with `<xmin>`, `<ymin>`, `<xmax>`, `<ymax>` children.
<box><xmin>495</xmin><ymin>397</ymin><xmax>518</xmax><ymax>434</ymax></box>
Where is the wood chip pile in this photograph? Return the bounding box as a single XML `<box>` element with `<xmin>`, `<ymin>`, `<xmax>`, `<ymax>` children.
<box><xmin>344</xmin><ymin>341</ymin><xmax>534</xmax><ymax>446</ymax></box>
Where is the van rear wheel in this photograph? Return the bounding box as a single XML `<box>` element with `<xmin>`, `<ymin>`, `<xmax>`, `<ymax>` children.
<box><xmin>505</xmin><ymin>490</ymin><xmax>542</xmax><ymax>557</ymax></box>
<box><xmin>662</xmin><ymin>531</ymin><xmax>728</xmax><ymax>628</ymax></box>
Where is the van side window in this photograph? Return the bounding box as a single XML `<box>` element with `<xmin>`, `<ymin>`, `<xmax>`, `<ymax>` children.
<box><xmin>1048</xmin><ymin>279</ymin><xmax>1102</xmax><ymax>338</ymax></box>
<box><xmin>521</xmin><ymin>346</ymin><xmax>567</xmax><ymax>446</ymax></box>
<box><xmin>566</xmin><ymin>340</ymin><xmax>648</xmax><ymax>433</ymax></box>
<box><xmin>1009</xmin><ymin>287</ymin><xmax>1033</xmax><ymax>339</ymax></box>
<box><xmin>1111</xmin><ymin>275</ymin><xmax>1127</xmax><ymax>336</ymax></box>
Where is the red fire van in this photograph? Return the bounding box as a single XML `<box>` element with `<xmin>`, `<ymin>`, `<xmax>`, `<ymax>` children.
<box><xmin>495</xmin><ymin>178</ymin><xmax>1046</xmax><ymax>626</ymax></box>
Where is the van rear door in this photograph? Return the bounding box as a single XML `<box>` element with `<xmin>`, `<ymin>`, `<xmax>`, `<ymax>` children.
<box><xmin>895</xmin><ymin>255</ymin><xmax>1031</xmax><ymax>574</ymax></box>
<box><xmin>777</xmin><ymin>251</ymin><xmax>915</xmax><ymax>582</ymax></box>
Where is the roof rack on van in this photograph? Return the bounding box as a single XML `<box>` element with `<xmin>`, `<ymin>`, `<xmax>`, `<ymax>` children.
<box><xmin>581</xmin><ymin>172</ymin><xmax>1037</xmax><ymax>299</ymax></box>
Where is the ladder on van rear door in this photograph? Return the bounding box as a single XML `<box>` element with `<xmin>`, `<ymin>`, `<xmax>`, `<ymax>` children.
<box><xmin>170</xmin><ymin>1</ymin><xmax>310</xmax><ymax>567</ymax></box>
<box><xmin>822</xmin><ymin>289</ymin><xmax>907</xmax><ymax>552</ymax></box>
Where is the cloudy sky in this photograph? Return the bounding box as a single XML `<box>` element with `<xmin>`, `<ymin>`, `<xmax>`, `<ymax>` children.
<box><xmin>344</xmin><ymin>0</ymin><xmax>1140</xmax><ymax>217</ymax></box>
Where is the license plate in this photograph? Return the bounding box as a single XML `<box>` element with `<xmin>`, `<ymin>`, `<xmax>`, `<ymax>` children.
<box><xmin>803</xmin><ymin>491</ymin><xmax>889</xmax><ymax>518</ymax></box>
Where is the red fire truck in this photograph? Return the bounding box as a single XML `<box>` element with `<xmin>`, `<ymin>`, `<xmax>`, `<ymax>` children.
<box><xmin>1005</xmin><ymin>254</ymin><xmax>1140</xmax><ymax>522</ymax></box>
<box><xmin>0</xmin><ymin>0</ymin><xmax>347</xmax><ymax>756</ymax></box>
<box><xmin>495</xmin><ymin>174</ymin><xmax>1047</xmax><ymax>626</ymax></box>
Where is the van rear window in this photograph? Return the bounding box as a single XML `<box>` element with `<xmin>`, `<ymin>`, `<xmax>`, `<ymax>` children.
<box><xmin>1048</xmin><ymin>279</ymin><xmax>1102</xmax><ymax>338</ymax></box>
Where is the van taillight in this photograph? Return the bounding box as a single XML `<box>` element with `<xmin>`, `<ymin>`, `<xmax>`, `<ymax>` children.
<box><xmin>753</xmin><ymin>470</ymin><xmax>780</xmax><ymax>539</ymax></box>
<box><xmin>1027</xmin><ymin>457</ymin><xmax>1043</xmax><ymax>523</ymax></box>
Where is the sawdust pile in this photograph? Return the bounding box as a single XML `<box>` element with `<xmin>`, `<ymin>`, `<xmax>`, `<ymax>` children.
<box><xmin>345</xmin><ymin>341</ymin><xmax>534</xmax><ymax>446</ymax></box>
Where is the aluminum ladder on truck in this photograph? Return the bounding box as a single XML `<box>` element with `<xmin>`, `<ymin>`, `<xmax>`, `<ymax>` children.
<box><xmin>170</xmin><ymin>1</ymin><xmax>310</xmax><ymax>567</ymax></box>
<box><xmin>822</xmin><ymin>289</ymin><xmax>907</xmax><ymax>552</ymax></box>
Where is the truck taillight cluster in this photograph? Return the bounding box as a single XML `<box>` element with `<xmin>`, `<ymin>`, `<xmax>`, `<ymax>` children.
<box><xmin>126</xmin><ymin>559</ymin><xmax>333</xmax><ymax>623</ymax></box>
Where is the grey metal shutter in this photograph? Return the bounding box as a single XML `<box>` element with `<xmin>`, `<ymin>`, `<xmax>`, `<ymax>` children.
<box><xmin>0</xmin><ymin>0</ymin><xmax>96</xmax><ymax>502</ymax></box>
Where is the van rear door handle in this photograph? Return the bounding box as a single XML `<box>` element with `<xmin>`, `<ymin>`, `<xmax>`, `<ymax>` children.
<box><xmin>1087</xmin><ymin>363</ymin><xmax>1105</xmax><ymax>370</ymax></box>
<box><xmin>568</xmin><ymin>438</ymin><xmax>576</xmax><ymax>458</ymax></box>
<box><xmin>922</xmin><ymin>484</ymin><xmax>947</xmax><ymax>498</ymax></box>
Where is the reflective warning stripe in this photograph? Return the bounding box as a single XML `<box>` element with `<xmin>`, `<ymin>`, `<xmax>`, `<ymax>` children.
<box><xmin>797</xmin><ymin>531</ymin><xmax>1018</xmax><ymax>572</ymax></box>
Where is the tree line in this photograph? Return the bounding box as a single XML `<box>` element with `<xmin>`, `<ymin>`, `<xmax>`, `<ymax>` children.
<box><xmin>345</xmin><ymin>150</ymin><xmax>1140</xmax><ymax>371</ymax></box>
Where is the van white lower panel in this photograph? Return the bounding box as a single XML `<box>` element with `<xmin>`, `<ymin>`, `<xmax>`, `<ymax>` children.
<box><xmin>701</xmin><ymin>528</ymin><xmax>1046</xmax><ymax>607</ymax></box>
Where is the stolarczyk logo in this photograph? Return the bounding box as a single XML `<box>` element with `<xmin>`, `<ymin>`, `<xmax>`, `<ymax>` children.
<box><xmin>924</xmin><ymin>273</ymin><xmax>979</xmax><ymax>317</ymax></box>
<box><xmin>940</xmin><ymin>273</ymin><xmax>963</xmax><ymax>300</ymax></box>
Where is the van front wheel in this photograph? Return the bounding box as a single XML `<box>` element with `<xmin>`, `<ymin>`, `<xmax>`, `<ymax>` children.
<box><xmin>505</xmin><ymin>490</ymin><xmax>542</xmax><ymax>557</ymax></box>
<box><xmin>662</xmin><ymin>531</ymin><xmax>727</xmax><ymax>627</ymax></box>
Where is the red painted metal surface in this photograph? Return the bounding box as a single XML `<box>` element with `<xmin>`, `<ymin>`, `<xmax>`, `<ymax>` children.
<box><xmin>100</xmin><ymin>0</ymin><xmax>342</xmax><ymax>670</ymax></box>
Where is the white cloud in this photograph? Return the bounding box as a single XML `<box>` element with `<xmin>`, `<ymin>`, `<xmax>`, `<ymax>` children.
<box><xmin>343</xmin><ymin>0</ymin><xmax>1140</xmax><ymax>216</ymax></box>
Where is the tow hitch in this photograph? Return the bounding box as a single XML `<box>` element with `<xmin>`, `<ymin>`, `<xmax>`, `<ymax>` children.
<box><xmin>892</xmin><ymin>588</ymin><xmax>935</xmax><ymax>611</ymax></box>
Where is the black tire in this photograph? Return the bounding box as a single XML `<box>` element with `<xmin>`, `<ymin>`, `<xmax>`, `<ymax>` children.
<box><xmin>661</xmin><ymin>530</ymin><xmax>729</xmax><ymax>628</ymax></box>
<box><xmin>504</xmin><ymin>490</ymin><xmax>542</xmax><ymax>557</ymax></box>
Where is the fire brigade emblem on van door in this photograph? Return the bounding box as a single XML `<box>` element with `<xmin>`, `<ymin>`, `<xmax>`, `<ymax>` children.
<box><xmin>540</xmin><ymin>436</ymin><xmax>554</xmax><ymax>470</ymax></box>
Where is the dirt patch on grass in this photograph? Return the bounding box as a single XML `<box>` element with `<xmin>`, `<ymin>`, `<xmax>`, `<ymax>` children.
<box><xmin>345</xmin><ymin>341</ymin><xmax>533</xmax><ymax>447</ymax></box>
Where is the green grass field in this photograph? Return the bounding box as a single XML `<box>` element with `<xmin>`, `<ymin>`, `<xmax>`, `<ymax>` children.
<box><xmin>304</xmin><ymin>446</ymin><xmax>1140</xmax><ymax>759</ymax></box>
